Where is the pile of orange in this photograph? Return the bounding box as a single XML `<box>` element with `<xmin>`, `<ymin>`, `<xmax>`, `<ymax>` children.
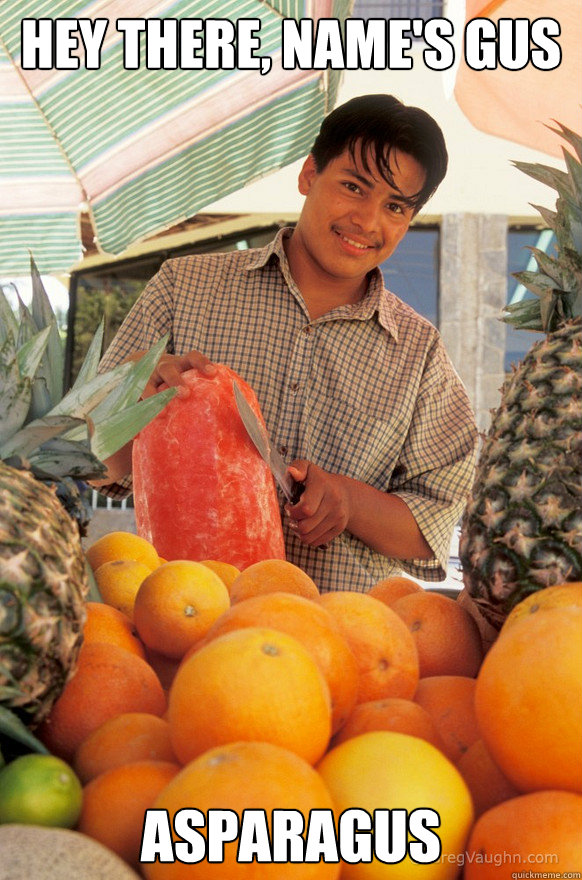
<box><xmin>35</xmin><ymin>531</ymin><xmax>582</xmax><ymax>878</ymax></box>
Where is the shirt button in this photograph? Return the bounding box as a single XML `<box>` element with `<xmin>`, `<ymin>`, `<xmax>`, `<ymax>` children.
<box><xmin>289</xmin><ymin>382</ymin><xmax>300</xmax><ymax>393</ymax></box>
<box><xmin>303</xmin><ymin>325</ymin><xmax>311</xmax><ymax>335</ymax></box>
<box><xmin>279</xmin><ymin>445</ymin><xmax>288</xmax><ymax>456</ymax></box>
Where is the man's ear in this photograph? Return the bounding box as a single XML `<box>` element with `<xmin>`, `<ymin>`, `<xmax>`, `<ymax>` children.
<box><xmin>298</xmin><ymin>154</ymin><xmax>318</xmax><ymax>196</ymax></box>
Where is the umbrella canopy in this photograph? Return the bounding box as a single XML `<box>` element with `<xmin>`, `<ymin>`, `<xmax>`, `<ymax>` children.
<box><xmin>0</xmin><ymin>0</ymin><xmax>352</xmax><ymax>276</ymax></box>
<box><xmin>454</xmin><ymin>0</ymin><xmax>581</xmax><ymax>157</ymax></box>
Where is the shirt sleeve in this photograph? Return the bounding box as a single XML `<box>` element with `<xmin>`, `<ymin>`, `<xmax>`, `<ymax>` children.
<box><xmin>95</xmin><ymin>260</ymin><xmax>177</xmax><ymax>498</ymax></box>
<box><xmin>390</xmin><ymin>335</ymin><xmax>479</xmax><ymax>581</ymax></box>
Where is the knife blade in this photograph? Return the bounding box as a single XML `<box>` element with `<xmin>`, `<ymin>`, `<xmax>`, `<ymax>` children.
<box><xmin>233</xmin><ymin>380</ymin><xmax>305</xmax><ymax>505</ymax></box>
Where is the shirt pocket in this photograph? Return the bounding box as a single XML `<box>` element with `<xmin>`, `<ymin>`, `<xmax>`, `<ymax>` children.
<box><xmin>301</xmin><ymin>394</ymin><xmax>411</xmax><ymax>489</ymax></box>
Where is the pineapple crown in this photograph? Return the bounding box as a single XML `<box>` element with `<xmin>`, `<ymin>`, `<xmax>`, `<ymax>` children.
<box><xmin>502</xmin><ymin>121</ymin><xmax>582</xmax><ymax>333</ymax></box>
<box><xmin>0</xmin><ymin>255</ymin><xmax>176</xmax><ymax>496</ymax></box>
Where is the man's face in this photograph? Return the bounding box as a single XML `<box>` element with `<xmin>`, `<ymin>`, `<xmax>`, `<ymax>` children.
<box><xmin>293</xmin><ymin>144</ymin><xmax>426</xmax><ymax>284</ymax></box>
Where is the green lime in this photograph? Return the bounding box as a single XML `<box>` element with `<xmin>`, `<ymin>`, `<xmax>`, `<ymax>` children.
<box><xmin>0</xmin><ymin>754</ymin><xmax>82</xmax><ymax>828</ymax></box>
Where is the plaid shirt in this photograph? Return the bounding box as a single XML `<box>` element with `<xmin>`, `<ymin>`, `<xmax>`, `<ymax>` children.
<box><xmin>99</xmin><ymin>228</ymin><xmax>478</xmax><ymax>592</ymax></box>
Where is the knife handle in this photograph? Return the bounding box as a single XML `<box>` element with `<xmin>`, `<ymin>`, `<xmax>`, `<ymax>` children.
<box><xmin>289</xmin><ymin>480</ymin><xmax>306</xmax><ymax>506</ymax></box>
<box><xmin>288</xmin><ymin>480</ymin><xmax>327</xmax><ymax>550</ymax></box>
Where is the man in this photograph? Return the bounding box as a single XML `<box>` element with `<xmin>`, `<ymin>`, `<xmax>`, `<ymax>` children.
<box><xmin>97</xmin><ymin>94</ymin><xmax>478</xmax><ymax>593</ymax></box>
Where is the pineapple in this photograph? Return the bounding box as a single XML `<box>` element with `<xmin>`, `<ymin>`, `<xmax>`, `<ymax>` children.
<box><xmin>0</xmin><ymin>258</ymin><xmax>176</xmax><ymax>728</ymax></box>
<box><xmin>459</xmin><ymin>122</ymin><xmax>582</xmax><ymax>631</ymax></box>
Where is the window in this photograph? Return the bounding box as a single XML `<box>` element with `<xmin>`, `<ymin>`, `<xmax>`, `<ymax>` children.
<box><xmin>352</xmin><ymin>0</ymin><xmax>444</xmax><ymax>22</ymax></box>
<box><xmin>505</xmin><ymin>227</ymin><xmax>556</xmax><ymax>371</ymax></box>
<box><xmin>378</xmin><ymin>226</ymin><xmax>439</xmax><ymax>327</ymax></box>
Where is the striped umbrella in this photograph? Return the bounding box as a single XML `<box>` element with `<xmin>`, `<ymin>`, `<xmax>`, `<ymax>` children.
<box><xmin>0</xmin><ymin>0</ymin><xmax>352</xmax><ymax>275</ymax></box>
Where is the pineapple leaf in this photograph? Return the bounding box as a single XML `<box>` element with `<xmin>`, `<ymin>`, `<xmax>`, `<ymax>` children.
<box><xmin>501</xmin><ymin>297</ymin><xmax>544</xmax><ymax>330</ymax></box>
<box><xmin>512</xmin><ymin>160</ymin><xmax>572</xmax><ymax>199</ymax></box>
<box><xmin>16</xmin><ymin>325</ymin><xmax>51</xmax><ymax>381</ymax></box>
<box><xmin>0</xmin><ymin>285</ymin><xmax>18</xmax><ymax>345</ymax></box>
<box><xmin>86</xmin><ymin>335</ymin><xmax>170</xmax><ymax>426</ymax></box>
<box><xmin>15</xmin><ymin>294</ymin><xmax>38</xmax><ymax>348</ymax></box>
<box><xmin>546</xmin><ymin>120</ymin><xmax>582</xmax><ymax>163</ymax></box>
<box><xmin>47</xmin><ymin>360</ymin><xmax>134</xmax><ymax>419</ymax></box>
<box><xmin>0</xmin><ymin>706</ymin><xmax>49</xmax><ymax>755</ymax></box>
<box><xmin>71</xmin><ymin>320</ymin><xmax>105</xmax><ymax>389</ymax></box>
<box><xmin>0</xmin><ymin>414</ymin><xmax>85</xmax><ymax>460</ymax></box>
<box><xmin>50</xmin><ymin>334</ymin><xmax>170</xmax><ymax>422</ymax></box>
<box><xmin>530</xmin><ymin>204</ymin><xmax>557</xmax><ymax>232</ymax></box>
<box><xmin>512</xmin><ymin>269</ymin><xmax>557</xmax><ymax>298</ymax></box>
<box><xmin>539</xmin><ymin>291</ymin><xmax>555</xmax><ymax>328</ymax></box>
<box><xmin>29</xmin><ymin>253</ymin><xmax>53</xmax><ymax>331</ymax></box>
<box><xmin>528</xmin><ymin>248</ymin><xmax>565</xmax><ymax>287</ymax></box>
<box><xmin>0</xmin><ymin>337</ymin><xmax>32</xmax><ymax>446</ymax></box>
<box><xmin>90</xmin><ymin>386</ymin><xmax>177</xmax><ymax>461</ymax></box>
<box><xmin>28</xmin><ymin>437</ymin><xmax>106</xmax><ymax>480</ymax></box>
<box><xmin>29</xmin><ymin>254</ymin><xmax>65</xmax><ymax>407</ymax></box>
<box><xmin>15</xmin><ymin>299</ymin><xmax>54</xmax><ymax>422</ymax></box>
<box><xmin>570</xmin><ymin>219</ymin><xmax>582</xmax><ymax>254</ymax></box>
<box><xmin>562</xmin><ymin>148</ymin><xmax>582</xmax><ymax>202</ymax></box>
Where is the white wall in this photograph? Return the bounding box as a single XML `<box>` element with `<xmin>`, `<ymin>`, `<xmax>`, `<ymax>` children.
<box><xmin>205</xmin><ymin>55</ymin><xmax>562</xmax><ymax>221</ymax></box>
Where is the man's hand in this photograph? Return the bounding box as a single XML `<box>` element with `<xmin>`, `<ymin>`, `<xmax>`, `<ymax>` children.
<box><xmin>142</xmin><ymin>350</ymin><xmax>216</xmax><ymax>398</ymax></box>
<box><xmin>285</xmin><ymin>461</ymin><xmax>350</xmax><ymax>547</ymax></box>
<box><xmin>285</xmin><ymin>460</ymin><xmax>434</xmax><ymax>561</ymax></box>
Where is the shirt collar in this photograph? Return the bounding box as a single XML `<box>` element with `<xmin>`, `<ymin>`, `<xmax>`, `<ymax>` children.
<box><xmin>243</xmin><ymin>226</ymin><xmax>292</xmax><ymax>271</ymax></box>
<box><xmin>244</xmin><ymin>227</ymin><xmax>399</xmax><ymax>341</ymax></box>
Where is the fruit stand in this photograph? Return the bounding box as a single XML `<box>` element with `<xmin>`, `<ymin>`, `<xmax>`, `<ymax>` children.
<box><xmin>1</xmin><ymin>129</ymin><xmax>581</xmax><ymax>880</ymax></box>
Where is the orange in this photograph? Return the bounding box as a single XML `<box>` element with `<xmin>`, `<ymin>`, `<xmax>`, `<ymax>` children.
<box><xmin>94</xmin><ymin>559</ymin><xmax>152</xmax><ymax>620</ymax></box>
<box><xmin>500</xmin><ymin>581</ymin><xmax>582</xmax><ymax>634</ymax></box>
<box><xmin>133</xmin><ymin>561</ymin><xmax>230</xmax><ymax>659</ymax></box>
<box><xmin>85</xmin><ymin>531</ymin><xmax>159</xmax><ymax>572</ymax></box>
<box><xmin>317</xmin><ymin>731</ymin><xmax>474</xmax><ymax>880</ymax></box>
<box><xmin>331</xmin><ymin>697</ymin><xmax>444</xmax><ymax>750</ymax></box>
<box><xmin>475</xmin><ymin>606</ymin><xmax>582</xmax><ymax>793</ymax></box>
<box><xmin>143</xmin><ymin>741</ymin><xmax>340</xmax><ymax>880</ymax></box>
<box><xmin>414</xmin><ymin>675</ymin><xmax>481</xmax><ymax>764</ymax></box>
<box><xmin>82</xmin><ymin>602</ymin><xmax>146</xmax><ymax>658</ymax></box>
<box><xmin>191</xmin><ymin>591</ymin><xmax>358</xmax><ymax>733</ymax></box>
<box><xmin>36</xmin><ymin>643</ymin><xmax>167</xmax><ymax>763</ymax></box>
<box><xmin>199</xmin><ymin>559</ymin><xmax>241</xmax><ymax>591</ymax></box>
<box><xmin>457</xmin><ymin>739</ymin><xmax>519</xmax><ymax>818</ymax></box>
<box><xmin>168</xmin><ymin>627</ymin><xmax>331</xmax><ymax>766</ymax></box>
<box><xmin>229</xmin><ymin>559</ymin><xmax>320</xmax><ymax>603</ymax></box>
<box><xmin>78</xmin><ymin>760</ymin><xmax>180</xmax><ymax>868</ymax></box>
<box><xmin>73</xmin><ymin>713</ymin><xmax>177</xmax><ymax>784</ymax></box>
<box><xmin>318</xmin><ymin>590</ymin><xmax>419</xmax><ymax>703</ymax></box>
<box><xmin>391</xmin><ymin>590</ymin><xmax>483</xmax><ymax>677</ymax></box>
<box><xmin>464</xmin><ymin>790</ymin><xmax>582</xmax><ymax>879</ymax></box>
<box><xmin>367</xmin><ymin>575</ymin><xmax>422</xmax><ymax>606</ymax></box>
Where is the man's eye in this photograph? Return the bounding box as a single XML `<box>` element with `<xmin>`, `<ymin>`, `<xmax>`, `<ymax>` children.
<box><xmin>388</xmin><ymin>202</ymin><xmax>403</xmax><ymax>214</ymax></box>
<box><xmin>344</xmin><ymin>182</ymin><xmax>361</xmax><ymax>193</ymax></box>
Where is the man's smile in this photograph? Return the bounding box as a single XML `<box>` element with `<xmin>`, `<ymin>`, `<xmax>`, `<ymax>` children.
<box><xmin>333</xmin><ymin>227</ymin><xmax>380</xmax><ymax>252</ymax></box>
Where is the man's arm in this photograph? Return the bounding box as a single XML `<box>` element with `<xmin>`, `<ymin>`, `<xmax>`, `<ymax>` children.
<box><xmin>285</xmin><ymin>462</ymin><xmax>433</xmax><ymax>560</ymax></box>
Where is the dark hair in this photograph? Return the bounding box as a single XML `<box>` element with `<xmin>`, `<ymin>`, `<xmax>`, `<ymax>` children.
<box><xmin>311</xmin><ymin>94</ymin><xmax>448</xmax><ymax>212</ymax></box>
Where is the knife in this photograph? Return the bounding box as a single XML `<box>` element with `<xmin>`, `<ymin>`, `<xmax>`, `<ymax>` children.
<box><xmin>233</xmin><ymin>380</ymin><xmax>305</xmax><ymax>505</ymax></box>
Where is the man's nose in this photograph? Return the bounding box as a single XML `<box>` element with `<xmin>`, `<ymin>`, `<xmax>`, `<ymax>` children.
<box><xmin>350</xmin><ymin>197</ymin><xmax>381</xmax><ymax>232</ymax></box>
